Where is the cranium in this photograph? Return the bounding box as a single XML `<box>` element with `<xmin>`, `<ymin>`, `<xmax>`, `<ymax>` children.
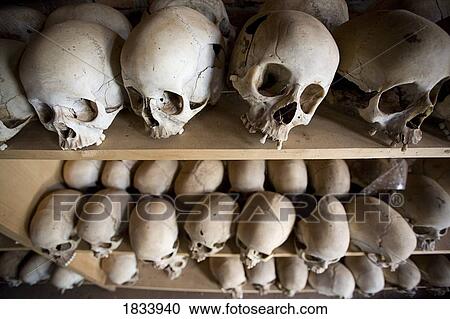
<box><xmin>175</xmin><ymin>161</ymin><xmax>224</xmax><ymax>195</ymax></box>
<box><xmin>0</xmin><ymin>39</ymin><xmax>35</xmax><ymax>151</ymax></box>
<box><xmin>308</xmin><ymin>262</ymin><xmax>355</xmax><ymax>299</ymax></box>
<box><xmin>129</xmin><ymin>196</ymin><xmax>188</xmax><ymax>279</ymax></box>
<box><xmin>260</xmin><ymin>0</ymin><xmax>349</xmax><ymax>31</ymax></box>
<box><xmin>398</xmin><ymin>174</ymin><xmax>450</xmax><ymax>251</ymax></box>
<box><xmin>19</xmin><ymin>254</ymin><xmax>54</xmax><ymax>286</ymax></box>
<box><xmin>383</xmin><ymin>259</ymin><xmax>421</xmax><ymax>292</ymax></box>
<box><xmin>374</xmin><ymin>0</ymin><xmax>450</xmax><ymax>22</ymax></box>
<box><xmin>412</xmin><ymin>255</ymin><xmax>450</xmax><ymax>288</ymax></box>
<box><xmin>0</xmin><ymin>6</ymin><xmax>45</xmax><ymax>42</ymax></box>
<box><xmin>185</xmin><ymin>193</ymin><xmax>238</xmax><ymax>262</ymax></box>
<box><xmin>345</xmin><ymin>196</ymin><xmax>417</xmax><ymax>271</ymax></box>
<box><xmin>236</xmin><ymin>191</ymin><xmax>296</xmax><ymax>269</ymax></box>
<box><xmin>63</xmin><ymin>160</ymin><xmax>103</xmax><ymax>190</ymax></box>
<box><xmin>19</xmin><ymin>20</ymin><xmax>125</xmax><ymax>150</ymax></box>
<box><xmin>148</xmin><ymin>0</ymin><xmax>235</xmax><ymax>41</ymax></box>
<box><xmin>344</xmin><ymin>256</ymin><xmax>385</xmax><ymax>296</ymax></box>
<box><xmin>29</xmin><ymin>189</ymin><xmax>82</xmax><ymax>266</ymax></box>
<box><xmin>51</xmin><ymin>267</ymin><xmax>84</xmax><ymax>294</ymax></box>
<box><xmin>228</xmin><ymin>160</ymin><xmax>265</xmax><ymax>193</ymax></box>
<box><xmin>275</xmin><ymin>257</ymin><xmax>309</xmax><ymax>297</ymax></box>
<box><xmin>101</xmin><ymin>253</ymin><xmax>139</xmax><ymax>286</ymax></box>
<box><xmin>209</xmin><ymin>257</ymin><xmax>247</xmax><ymax>299</ymax></box>
<box><xmin>245</xmin><ymin>258</ymin><xmax>276</xmax><ymax>295</ymax></box>
<box><xmin>332</xmin><ymin>10</ymin><xmax>450</xmax><ymax>149</ymax></box>
<box><xmin>0</xmin><ymin>251</ymin><xmax>28</xmax><ymax>287</ymax></box>
<box><xmin>77</xmin><ymin>189</ymin><xmax>131</xmax><ymax>258</ymax></box>
<box><xmin>121</xmin><ymin>6</ymin><xmax>225</xmax><ymax>139</ymax></box>
<box><xmin>295</xmin><ymin>196</ymin><xmax>350</xmax><ymax>273</ymax></box>
<box><xmin>229</xmin><ymin>10</ymin><xmax>339</xmax><ymax>150</ymax></box>
<box><xmin>101</xmin><ymin>160</ymin><xmax>139</xmax><ymax>190</ymax></box>
<box><xmin>306</xmin><ymin>160</ymin><xmax>350</xmax><ymax>196</ymax></box>
<box><xmin>44</xmin><ymin>3</ymin><xmax>131</xmax><ymax>40</ymax></box>
<box><xmin>268</xmin><ymin>160</ymin><xmax>308</xmax><ymax>195</ymax></box>
<box><xmin>134</xmin><ymin>160</ymin><xmax>179</xmax><ymax>195</ymax></box>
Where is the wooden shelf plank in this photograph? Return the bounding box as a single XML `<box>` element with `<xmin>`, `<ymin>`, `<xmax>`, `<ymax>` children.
<box><xmin>1</xmin><ymin>94</ymin><xmax>449</xmax><ymax>160</ymax></box>
<box><xmin>0</xmin><ymin>233</ymin><xmax>28</xmax><ymax>252</ymax></box>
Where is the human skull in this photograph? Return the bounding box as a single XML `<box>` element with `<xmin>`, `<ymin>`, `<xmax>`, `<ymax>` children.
<box><xmin>77</xmin><ymin>189</ymin><xmax>131</xmax><ymax>258</ymax></box>
<box><xmin>129</xmin><ymin>196</ymin><xmax>188</xmax><ymax>279</ymax></box>
<box><xmin>306</xmin><ymin>160</ymin><xmax>350</xmax><ymax>196</ymax></box>
<box><xmin>345</xmin><ymin>196</ymin><xmax>417</xmax><ymax>271</ymax></box>
<box><xmin>0</xmin><ymin>251</ymin><xmax>28</xmax><ymax>287</ymax></box>
<box><xmin>0</xmin><ymin>6</ymin><xmax>46</xmax><ymax>42</ymax></box>
<box><xmin>268</xmin><ymin>160</ymin><xmax>308</xmax><ymax>194</ymax></box>
<box><xmin>374</xmin><ymin>0</ymin><xmax>450</xmax><ymax>22</ymax></box>
<box><xmin>236</xmin><ymin>192</ymin><xmax>296</xmax><ymax>269</ymax></box>
<box><xmin>228</xmin><ymin>160</ymin><xmax>265</xmax><ymax>193</ymax></box>
<box><xmin>295</xmin><ymin>196</ymin><xmax>350</xmax><ymax>273</ymax></box>
<box><xmin>308</xmin><ymin>262</ymin><xmax>355</xmax><ymax>299</ymax></box>
<box><xmin>412</xmin><ymin>255</ymin><xmax>450</xmax><ymax>288</ymax></box>
<box><xmin>332</xmin><ymin>10</ymin><xmax>450</xmax><ymax>149</ymax></box>
<box><xmin>0</xmin><ymin>39</ymin><xmax>35</xmax><ymax>151</ymax></box>
<box><xmin>433</xmin><ymin>92</ymin><xmax>450</xmax><ymax>140</ymax></box>
<box><xmin>101</xmin><ymin>253</ymin><xmax>139</xmax><ymax>286</ymax></box>
<box><xmin>121</xmin><ymin>6</ymin><xmax>225</xmax><ymax>139</ymax></box>
<box><xmin>51</xmin><ymin>267</ymin><xmax>84</xmax><ymax>294</ymax></box>
<box><xmin>134</xmin><ymin>160</ymin><xmax>179</xmax><ymax>195</ymax></box>
<box><xmin>44</xmin><ymin>3</ymin><xmax>131</xmax><ymax>40</ymax></box>
<box><xmin>398</xmin><ymin>174</ymin><xmax>450</xmax><ymax>251</ymax></box>
<box><xmin>275</xmin><ymin>257</ymin><xmax>309</xmax><ymax>297</ymax></box>
<box><xmin>383</xmin><ymin>259</ymin><xmax>421</xmax><ymax>292</ymax></box>
<box><xmin>260</xmin><ymin>0</ymin><xmax>349</xmax><ymax>31</ymax></box>
<box><xmin>101</xmin><ymin>160</ymin><xmax>139</xmax><ymax>190</ymax></box>
<box><xmin>19</xmin><ymin>254</ymin><xmax>54</xmax><ymax>286</ymax></box>
<box><xmin>29</xmin><ymin>189</ymin><xmax>82</xmax><ymax>266</ymax></box>
<box><xmin>416</xmin><ymin>159</ymin><xmax>450</xmax><ymax>191</ymax></box>
<box><xmin>229</xmin><ymin>10</ymin><xmax>339</xmax><ymax>150</ymax></box>
<box><xmin>209</xmin><ymin>257</ymin><xmax>247</xmax><ymax>299</ymax></box>
<box><xmin>63</xmin><ymin>160</ymin><xmax>103</xmax><ymax>190</ymax></box>
<box><xmin>148</xmin><ymin>0</ymin><xmax>235</xmax><ymax>41</ymax></box>
<box><xmin>344</xmin><ymin>256</ymin><xmax>385</xmax><ymax>296</ymax></box>
<box><xmin>175</xmin><ymin>161</ymin><xmax>224</xmax><ymax>195</ymax></box>
<box><xmin>19</xmin><ymin>20</ymin><xmax>125</xmax><ymax>150</ymax></box>
<box><xmin>185</xmin><ymin>193</ymin><xmax>238</xmax><ymax>262</ymax></box>
<box><xmin>245</xmin><ymin>258</ymin><xmax>276</xmax><ymax>295</ymax></box>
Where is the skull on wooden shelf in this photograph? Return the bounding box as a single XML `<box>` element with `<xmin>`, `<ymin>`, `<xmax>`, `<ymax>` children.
<box><xmin>228</xmin><ymin>160</ymin><xmax>266</xmax><ymax>194</ymax></box>
<box><xmin>412</xmin><ymin>255</ymin><xmax>450</xmax><ymax>289</ymax></box>
<box><xmin>209</xmin><ymin>257</ymin><xmax>247</xmax><ymax>299</ymax></box>
<box><xmin>383</xmin><ymin>259</ymin><xmax>421</xmax><ymax>293</ymax></box>
<box><xmin>19</xmin><ymin>20</ymin><xmax>125</xmax><ymax>150</ymax></box>
<box><xmin>129</xmin><ymin>196</ymin><xmax>187</xmax><ymax>280</ymax></box>
<box><xmin>121</xmin><ymin>7</ymin><xmax>225</xmax><ymax>139</ymax></box>
<box><xmin>267</xmin><ymin>160</ymin><xmax>308</xmax><ymax>195</ymax></box>
<box><xmin>0</xmin><ymin>6</ymin><xmax>45</xmax><ymax>42</ymax></box>
<box><xmin>51</xmin><ymin>267</ymin><xmax>84</xmax><ymax>294</ymax></box>
<box><xmin>374</xmin><ymin>0</ymin><xmax>450</xmax><ymax>22</ymax></box>
<box><xmin>0</xmin><ymin>251</ymin><xmax>29</xmax><ymax>287</ymax></box>
<box><xmin>134</xmin><ymin>160</ymin><xmax>179</xmax><ymax>196</ymax></box>
<box><xmin>245</xmin><ymin>258</ymin><xmax>276</xmax><ymax>296</ymax></box>
<box><xmin>345</xmin><ymin>256</ymin><xmax>385</xmax><ymax>296</ymax></box>
<box><xmin>276</xmin><ymin>257</ymin><xmax>309</xmax><ymax>297</ymax></box>
<box><xmin>101</xmin><ymin>161</ymin><xmax>139</xmax><ymax>190</ymax></box>
<box><xmin>306</xmin><ymin>160</ymin><xmax>350</xmax><ymax>196</ymax></box>
<box><xmin>63</xmin><ymin>160</ymin><xmax>103</xmax><ymax>191</ymax></box>
<box><xmin>236</xmin><ymin>192</ymin><xmax>296</xmax><ymax>269</ymax></box>
<box><xmin>229</xmin><ymin>10</ymin><xmax>339</xmax><ymax>150</ymax></box>
<box><xmin>30</xmin><ymin>190</ymin><xmax>82</xmax><ymax>267</ymax></box>
<box><xmin>174</xmin><ymin>161</ymin><xmax>224</xmax><ymax>195</ymax></box>
<box><xmin>308</xmin><ymin>262</ymin><xmax>355</xmax><ymax>299</ymax></box>
<box><xmin>101</xmin><ymin>253</ymin><xmax>139</xmax><ymax>286</ymax></box>
<box><xmin>19</xmin><ymin>254</ymin><xmax>54</xmax><ymax>286</ymax></box>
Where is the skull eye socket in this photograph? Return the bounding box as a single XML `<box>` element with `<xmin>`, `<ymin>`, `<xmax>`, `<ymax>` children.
<box><xmin>300</xmin><ymin>84</ymin><xmax>325</xmax><ymax>114</ymax></box>
<box><xmin>213</xmin><ymin>242</ymin><xmax>225</xmax><ymax>249</ymax></box>
<box><xmin>41</xmin><ymin>248</ymin><xmax>50</xmax><ymax>255</ymax></box>
<box><xmin>73</xmin><ymin>99</ymin><xmax>98</xmax><ymax>121</ymax></box>
<box><xmin>160</xmin><ymin>91</ymin><xmax>183</xmax><ymax>115</ymax></box>
<box><xmin>56</xmin><ymin>242</ymin><xmax>72</xmax><ymax>251</ymax></box>
<box><xmin>126</xmin><ymin>86</ymin><xmax>144</xmax><ymax>111</ymax></box>
<box><xmin>431</xmin><ymin>77</ymin><xmax>450</xmax><ymax>105</ymax></box>
<box><xmin>32</xmin><ymin>101</ymin><xmax>54</xmax><ymax>124</ymax></box>
<box><xmin>439</xmin><ymin>229</ymin><xmax>448</xmax><ymax>236</ymax></box>
<box><xmin>413</xmin><ymin>226</ymin><xmax>433</xmax><ymax>235</ymax></box>
<box><xmin>258</xmin><ymin>63</ymin><xmax>291</xmax><ymax>97</ymax></box>
<box><xmin>378</xmin><ymin>83</ymin><xmax>419</xmax><ymax>114</ymax></box>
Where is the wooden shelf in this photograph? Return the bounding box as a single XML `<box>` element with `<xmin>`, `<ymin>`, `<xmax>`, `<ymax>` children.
<box><xmin>1</xmin><ymin>94</ymin><xmax>449</xmax><ymax>160</ymax></box>
<box><xmin>0</xmin><ymin>233</ymin><xmax>28</xmax><ymax>252</ymax></box>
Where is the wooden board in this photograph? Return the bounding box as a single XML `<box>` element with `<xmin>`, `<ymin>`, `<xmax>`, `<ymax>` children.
<box><xmin>2</xmin><ymin>94</ymin><xmax>449</xmax><ymax>160</ymax></box>
<box><xmin>0</xmin><ymin>233</ymin><xmax>28</xmax><ymax>252</ymax></box>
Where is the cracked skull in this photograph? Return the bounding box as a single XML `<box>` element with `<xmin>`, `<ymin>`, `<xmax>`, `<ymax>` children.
<box><xmin>295</xmin><ymin>196</ymin><xmax>350</xmax><ymax>274</ymax></box>
<box><xmin>332</xmin><ymin>10</ymin><xmax>450</xmax><ymax>149</ymax></box>
<box><xmin>276</xmin><ymin>257</ymin><xmax>309</xmax><ymax>297</ymax></box>
<box><xmin>175</xmin><ymin>160</ymin><xmax>224</xmax><ymax>195</ymax></box>
<box><xmin>77</xmin><ymin>189</ymin><xmax>130</xmax><ymax>258</ymax></box>
<box><xmin>29</xmin><ymin>190</ymin><xmax>82</xmax><ymax>267</ymax></box>
<box><xmin>236</xmin><ymin>191</ymin><xmax>296</xmax><ymax>269</ymax></box>
<box><xmin>101</xmin><ymin>160</ymin><xmax>139</xmax><ymax>190</ymax></box>
<box><xmin>19</xmin><ymin>20</ymin><xmax>125</xmax><ymax>150</ymax></box>
<box><xmin>260</xmin><ymin>0</ymin><xmax>349</xmax><ymax>31</ymax></box>
<box><xmin>398</xmin><ymin>174</ymin><xmax>450</xmax><ymax>251</ymax></box>
<box><xmin>185</xmin><ymin>193</ymin><xmax>238</xmax><ymax>262</ymax></box>
<box><xmin>210</xmin><ymin>257</ymin><xmax>247</xmax><ymax>299</ymax></box>
<box><xmin>129</xmin><ymin>196</ymin><xmax>187</xmax><ymax>280</ymax></box>
<box><xmin>229</xmin><ymin>10</ymin><xmax>339</xmax><ymax>150</ymax></box>
<box><xmin>134</xmin><ymin>160</ymin><xmax>179</xmax><ymax>195</ymax></box>
<box><xmin>245</xmin><ymin>258</ymin><xmax>276</xmax><ymax>296</ymax></box>
<box><xmin>101</xmin><ymin>253</ymin><xmax>139</xmax><ymax>286</ymax></box>
<box><xmin>268</xmin><ymin>160</ymin><xmax>308</xmax><ymax>195</ymax></box>
<box><xmin>345</xmin><ymin>196</ymin><xmax>417</xmax><ymax>271</ymax></box>
<box><xmin>121</xmin><ymin>6</ymin><xmax>225</xmax><ymax>139</ymax></box>
<box><xmin>0</xmin><ymin>39</ymin><xmax>35</xmax><ymax>151</ymax></box>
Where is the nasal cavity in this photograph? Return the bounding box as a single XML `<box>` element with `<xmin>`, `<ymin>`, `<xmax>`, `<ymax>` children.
<box><xmin>273</xmin><ymin>102</ymin><xmax>297</xmax><ymax>125</ymax></box>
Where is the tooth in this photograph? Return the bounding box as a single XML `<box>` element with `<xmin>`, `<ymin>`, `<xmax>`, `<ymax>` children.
<box><xmin>260</xmin><ymin>134</ymin><xmax>268</xmax><ymax>144</ymax></box>
<box><xmin>277</xmin><ymin>141</ymin><xmax>283</xmax><ymax>150</ymax></box>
